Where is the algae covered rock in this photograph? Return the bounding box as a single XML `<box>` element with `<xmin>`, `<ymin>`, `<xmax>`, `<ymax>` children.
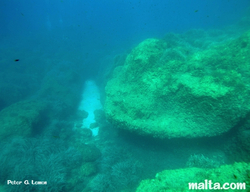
<box><xmin>104</xmin><ymin>31</ymin><xmax>250</xmax><ymax>138</ymax></box>
<box><xmin>0</xmin><ymin>100</ymin><xmax>48</xmax><ymax>139</ymax></box>
<box><xmin>136</xmin><ymin>162</ymin><xmax>250</xmax><ymax>192</ymax></box>
<box><xmin>79</xmin><ymin>162</ymin><xmax>98</xmax><ymax>176</ymax></box>
<box><xmin>78</xmin><ymin>144</ymin><xmax>101</xmax><ymax>162</ymax></box>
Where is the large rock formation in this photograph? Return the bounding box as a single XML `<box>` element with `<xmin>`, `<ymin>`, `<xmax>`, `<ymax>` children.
<box><xmin>136</xmin><ymin>162</ymin><xmax>250</xmax><ymax>191</ymax></box>
<box><xmin>104</xmin><ymin>31</ymin><xmax>250</xmax><ymax>139</ymax></box>
<box><xmin>0</xmin><ymin>100</ymin><xmax>48</xmax><ymax>140</ymax></box>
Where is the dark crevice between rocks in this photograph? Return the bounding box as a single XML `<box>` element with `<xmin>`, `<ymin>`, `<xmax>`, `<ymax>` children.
<box><xmin>116</xmin><ymin>112</ymin><xmax>250</xmax><ymax>154</ymax></box>
<box><xmin>31</xmin><ymin>107</ymin><xmax>51</xmax><ymax>136</ymax></box>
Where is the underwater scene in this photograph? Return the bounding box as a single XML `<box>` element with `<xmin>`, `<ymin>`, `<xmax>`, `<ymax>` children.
<box><xmin>0</xmin><ymin>0</ymin><xmax>250</xmax><ymax>191</ymax></box>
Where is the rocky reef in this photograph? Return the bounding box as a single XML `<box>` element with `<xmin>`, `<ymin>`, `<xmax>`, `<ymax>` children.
<box><xmin>136</xmin><ymin>162</ymin><xmax>250</xmax><ymax>191</ymax></box>
<box><xmin>0</xmin><ymin>100</ymin><xmax>48</xmax><ymax>140</ymax></box>
<box><xmin>105</xmin><ymin>31</ymin><xmax>250</xmax><ymax>139</ymax></box>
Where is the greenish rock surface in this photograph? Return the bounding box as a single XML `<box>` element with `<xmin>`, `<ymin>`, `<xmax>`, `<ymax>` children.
<box><xmin>104</xmin><ymin>31</ymin><xmax>250</xmax><ymax>138</ymax></box>
<box><xmin>77</xmin><ymin>144</ymin><xmax>101</xmax><ymax>162</ymax></box>
<box><xmin>0</xmin><ymin>100</ymin><xmax>48</xmax><ymax>139</ymax></box>
<box><xmin>79</xmin><ymin>162</ymin><xmax>98</xmax><ymax>176</ymax></box>
<box><xmin>136</xmin><ymin>162</ymin><xmax>250</xmax><ymax>192</ymax></box>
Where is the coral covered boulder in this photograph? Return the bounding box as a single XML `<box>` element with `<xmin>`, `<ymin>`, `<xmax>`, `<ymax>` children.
<box><xmin>136</xmin><ymin>162</ymin><xmax>250</xmax><ymax>191</ymax></box>
<box><xmin>0</xmin><ymin>100</ymin><xmax>48</xmax><ymax>139</ymax></box>
<box><xmin>104</xmin><ymin>31</ymin><xmax>250</xmax><ymax>138</ymax></box>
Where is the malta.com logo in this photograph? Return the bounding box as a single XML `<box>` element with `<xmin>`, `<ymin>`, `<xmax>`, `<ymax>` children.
<box><xmin>189</xmin><ymin>180</ymin><xmax>246</xmax><ymax>190</ymax></box>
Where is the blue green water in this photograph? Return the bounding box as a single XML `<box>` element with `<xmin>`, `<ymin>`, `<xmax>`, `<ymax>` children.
<box><xmin>0</xmin><ymin>0</ymin><xmax>250</xmax><ymax>191</ymax></box>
